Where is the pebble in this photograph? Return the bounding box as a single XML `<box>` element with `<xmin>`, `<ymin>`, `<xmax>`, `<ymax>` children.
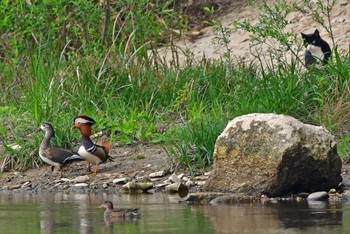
<box><xmin>21</xmin><ymin>182</ymin><xmax>31</xmax><ymax>188</ymax></box>
<box><xmin>73</xmin><ymin>175</ymin><xmax>89</xmax><ymax>183</ymax></box>
<box><xmin>185</xmin><ymin>180</ymin><xmax>194</xmax><ymax>187</ymax></box>
<box><xmin>195</xmin><ymin>181</ymin><xmax>206</xmax><ymax>186</ymax></box>
<box><xmin>194</xmin><ymin>175</ymin><xmax>208</xmax><ymax>180</ymax></box>
<box><xmin>165</xmin><ymin>182</ymin><xmax>189</xmax><ymax>197</ymax></box>
<box><xmin>307</xmin><ymin>191</ymin><xmax>329</xmax><ymax>201</ymax></box>
<box><xmin>182</xmin><ymin>176</ymin><xmax>189</xmax><ymax>182</ymax></box>
<box><xmin>113</xmin><ymin>178</ymin><xmax>128</xmax><ymax>184</ymax></box>
<box><xmin>169</xmin><ymin>173</ymin><xmax>181</xmax><ymax>183</ymax></box>
<box><xmin>149</xmin><ymin>171</ymin><xmax>166</xmax><ymax>178</ymax></box>
<box><xmin>9</xmin><ymin>184</ymin><xmax>21</xmax><ymax>190</ymax></box>
<box><xmin>73</xmin><ymin>183</ymin><xmax>89</xmax><ymax>187</ymax></box>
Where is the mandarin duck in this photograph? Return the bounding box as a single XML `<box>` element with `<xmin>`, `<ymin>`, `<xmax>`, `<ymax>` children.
<box><xmin>98</xmin><ymin>200</ymin><xmax>141</xmax><ymax>220</ymax></box>
<box><xmin>37</xmin><ymin>123</ymin><xmax>83</xmax><ymax>179</ymax></box>
<box><xmin>71</xmin><ymin>115</ymin><xmax>113</xmax><ymax>176</ymax></box>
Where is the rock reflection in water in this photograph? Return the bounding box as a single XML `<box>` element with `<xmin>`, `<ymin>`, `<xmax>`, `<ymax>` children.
<box><xmin>275</xmin><ymin>200</ymin><xmax>342</xmax><ymax>229</ymax></box>
<box><xmin>203</xmin><ymin>200</ymin><xmax>345</xmax><ymax>233</ymax></box>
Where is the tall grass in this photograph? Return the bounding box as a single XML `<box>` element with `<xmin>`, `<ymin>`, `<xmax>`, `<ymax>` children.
<box><xmin>1</xmin><ymin>0</ymin><xmax>350</xmax><ymax>172</ymax></box>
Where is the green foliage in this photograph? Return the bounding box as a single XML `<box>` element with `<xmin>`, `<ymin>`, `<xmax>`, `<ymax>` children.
<box><xmin>235</xmin><ymin>0</ymin><xmax>303</xmax><ymax>67</ymax></box>
<box><xmin>165</xmin><ymin>118</ymin><xmax>227</xmax><ymax>173</ymax></box>
<box><xmin>1</xmin><ymin>0</ymin><xmax>350</xmax><ymax>172</ymax></box>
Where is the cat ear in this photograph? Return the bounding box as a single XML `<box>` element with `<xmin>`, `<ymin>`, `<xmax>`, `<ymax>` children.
<box><xmin>301</xmin><ymin>33</ymin><xmax>306</xmax><ymax>38</ymax></box>
<box><xmin>314</xmin><ymin>29</ymin><xmax>320</xmax><ymax>37</ymax></box>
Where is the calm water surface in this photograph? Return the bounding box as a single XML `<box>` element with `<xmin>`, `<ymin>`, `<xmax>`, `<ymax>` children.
<box><xmin>0</xmin><ymin>191</ymin><xmax>350</xmax><ymax>234</ymax></box>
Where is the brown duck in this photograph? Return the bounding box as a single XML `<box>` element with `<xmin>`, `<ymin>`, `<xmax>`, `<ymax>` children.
<box><xmin>37</xmin><ymin>123</ymin><xmax>83</xmax><ymax>179</ymax></box>
<box><xmin>98</xmin><ymin>200</ymin><xmax>141</xmax><ymax>220</ymax></box>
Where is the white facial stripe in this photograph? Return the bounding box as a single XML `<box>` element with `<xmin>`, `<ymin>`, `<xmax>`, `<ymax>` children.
<box><xmin>75</xmin><ymin>117</ymin><xmax>94</xmax><ymax>124</ymax></box>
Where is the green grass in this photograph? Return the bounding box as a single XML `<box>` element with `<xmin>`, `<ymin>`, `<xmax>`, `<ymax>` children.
<box><xmin>1</xmin><ymin>0</ymin><xmax>350</xmax><ymax>173</ymax></box>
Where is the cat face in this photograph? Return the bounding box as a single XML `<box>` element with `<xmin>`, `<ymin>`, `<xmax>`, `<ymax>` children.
<box><xmin>301</xmin><ymin>29</ymin><xmax>320</xmax><ymax>47</ymax></box>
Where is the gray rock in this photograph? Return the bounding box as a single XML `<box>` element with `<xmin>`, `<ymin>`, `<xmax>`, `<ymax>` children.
<box><xmin>149</xmin><ymin>171</ymin><xmax>166</xmax><ymax>178</ymax></box>
<box><xmin>307</xmin><ymin>191</ymin><xmax>329</xmax><ymax>201</ymax></box>
<box><xmin>169</xmin><ymin>173</ymin><xmax>182</xmax><ymax>183</ymax></box>
<box><xmin>205</xmin><ymin>113</ymin><xmax>342</xmax><ymax>197</ymax></box>
<box><xmin>73</xmin><ymin>175</ymin><xmax>89</xmax><ymax>183</ymax></box>
<box><xmin>9</xmin><ymin>184</ymin><xmax>21</xmax><ymax>190</ymax></box>
<box><xmin>165</xmin><ymin>182</ymin><xmax>189</xmax><ymax>197</ymax></box>
<box><xmin>113</xmin><ymin>178</ymin><xmax>128</xmax><ymax>184</ymax></box>
<box><xmin>122</xmin><ymin>181</ymin><xmax>153</xmax><ymax>192</ymax></box>
<box><xmin>73</xmin><ymin>183</ymin><xmax>89</xmax><ymax>187</ymax></box>
<box><xmin>185</xmin><ymin>180</ymin><xmax>194</xmax><ymax>187</ymax></box>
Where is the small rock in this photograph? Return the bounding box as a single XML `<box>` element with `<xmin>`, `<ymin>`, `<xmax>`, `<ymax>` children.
<box><xmin>339</xmin><ymin>0</ymin><xmax>347</xmax><ymax>6</ymax></box>
<box><xmin>122</xmin><ymin>181</ymin><xmax>153</xmax><ymax>192</ymax></box>
<box><xmin>307</xmin><ymin>191</ymin><xmax>329</xmax><ymax>201</ymax></box>
<box><xmin>149</xmin><ymin>171</ymin><xmax>166</xmax><ymax>178</ymax></box>
<box><xmin>154</xmin><ymin>183</ymin><xmax>169</xmax><ymax>189</ymax></box>
<box><xmin>165</xmin><ymin>182</ymin><xmax>189</xmax><ymax>197</ymax></box>
<box><xmin>113</xmin><ymin>178</ymin><xmax>128</xmax><ymax>184</ymax></box>
<box><xmin>9</xmin><ymin>184</ymin><xmax>22</xmax><ymax>190</ymax></box>
<box><xmin>194</xmin><ymin>175</ymin><xmax>208</xmax><ymax>180</ymax></box>
<box><xmin>178</xmin><ymin>173</ymin><xmax>184</xmax><ymax>179</ymax></box>
<box><xmin>103</xmin><ymin>183</ymin><xmax>108</xmax><ymax>189</ymax></box>
<box><xmin>7</xmin><ymin>143</ymin><xmax>22</xmax><ymax>151</ymax></box>
<box><xmin>169</xmin><ymin>173</ymin><xmax>181</xmax><ymax>183</ymax></box>
<box><xmin>73</xmin><ymin>175</ymin><xmax>89</xmax><ymax>183</ymax></box>
<box><xmin>182</xmin><ymin>176</ymin><xmax>189</xmax><ymax>182</ymax></box>
<box><xmin>185</xmin><ymin>180</ymin><xmax>194</xmax><ymax>187</ymax></box>
<box><xmin>73</xmin><ymin>183</ymin><xmax>89</xmax><ymax>187</ymax></box>
<box><xmin>195</xmin><ymin>181</ymin><xmax>206</xmax><ymax>186</ymax></box>
<box><xmin>21</xmin><ymin>182</ymin><xmax>31</xmax><ymax>188</ymax></box>
<box><xmin>329</xmin><ymin>188</ymin><xmax>337</xmax><ymax>195</ymax></box>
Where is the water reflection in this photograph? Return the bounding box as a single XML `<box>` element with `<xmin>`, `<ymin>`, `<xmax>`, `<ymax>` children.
<box><xmin>0</xmin><ymin>192</ymin><xmax>350</xmax><ymax>234</ymax></box>
<box><xmin>203</xmin><ymin>199</ymin><xmax>348</xmax><ymax>234</ymax></box>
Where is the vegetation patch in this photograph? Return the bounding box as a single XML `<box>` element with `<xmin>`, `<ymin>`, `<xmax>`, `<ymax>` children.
<box><xmin>1</xmin><ymin>0</ymin><xmax>350</xmax><ymax>173</ymax></box>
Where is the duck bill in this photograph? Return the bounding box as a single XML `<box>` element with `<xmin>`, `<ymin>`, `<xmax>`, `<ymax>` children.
<box><xmin>71</xmin><ymin>124</ymin><xmax>77</xmax><ymax>129</ymax></box>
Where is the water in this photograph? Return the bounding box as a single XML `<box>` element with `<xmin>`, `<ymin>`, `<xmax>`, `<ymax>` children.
<box><xmin>0</xmin><ymin>192</ymin><xmax>350</xmax><ymax>234</ymax></box>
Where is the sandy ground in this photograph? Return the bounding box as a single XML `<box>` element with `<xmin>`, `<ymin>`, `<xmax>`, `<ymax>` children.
<box><xmin>158</xmin><ymin>0</ymin><xmax>350</xmax><ymax>66</ymax></box>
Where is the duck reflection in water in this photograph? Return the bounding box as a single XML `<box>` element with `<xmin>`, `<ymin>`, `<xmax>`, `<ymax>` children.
<box><xmin>98</xmin><ymin>200</ymin><xmax>141</xmax><ymax>226</ymax></box>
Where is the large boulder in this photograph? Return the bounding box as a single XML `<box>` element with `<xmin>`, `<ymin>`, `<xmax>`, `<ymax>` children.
<box><xmin>204</xmin><ymin>113</ymin><xmax>342</xmax><ymax>197</ymax></box>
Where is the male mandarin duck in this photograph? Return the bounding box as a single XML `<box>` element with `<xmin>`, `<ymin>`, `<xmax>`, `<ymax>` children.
<box><xmin>71</xmin><ymin>115</ymin><xmax>113</xmax><ymax>176</ymax></box>
<box><xmin>37</xmin><ymin>123</ymin><xmax>83</xmax><ymax>179</ymax></box>
<box><xmin>98</xmin><ymin>200</ymin><xmax>141</xmax><ymax>220</ymax></box>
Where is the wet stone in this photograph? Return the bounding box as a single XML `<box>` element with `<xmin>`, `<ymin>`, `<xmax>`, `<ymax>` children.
<box><xmin>113</xmin><ymin>178</ymin><xmax>128</xmax><ymax>184</ymax></box>
<box><xmin>307</xmin><ymin>191</ymin><xmax>329</xmax><ymax>201</ymax></box>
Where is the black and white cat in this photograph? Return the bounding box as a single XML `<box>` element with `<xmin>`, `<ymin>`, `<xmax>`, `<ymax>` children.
<box><xmin>301</xmin><ymin>29</ymin><xmax>331</xmax><ymax>67</ymax></box>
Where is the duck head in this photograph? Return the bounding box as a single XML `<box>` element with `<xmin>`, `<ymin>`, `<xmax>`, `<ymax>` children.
<box><xmin>72</xmin><ymin>116</ymin><xmax>96</xmax><ymax>136</ymax></box>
